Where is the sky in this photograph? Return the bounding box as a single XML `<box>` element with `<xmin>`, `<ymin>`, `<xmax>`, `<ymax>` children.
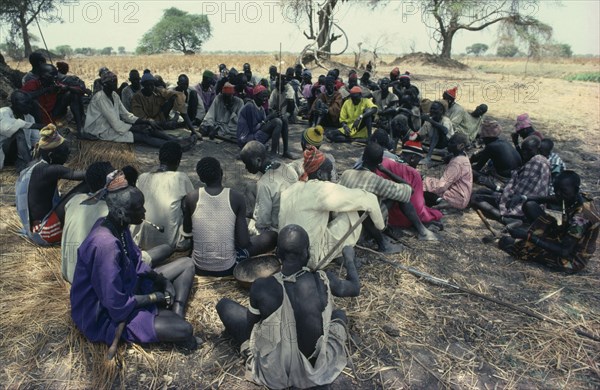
<box><xmin>1</xmin><ymin>0</ymin><xmax>599</xmax><ymax>56</ymax></box>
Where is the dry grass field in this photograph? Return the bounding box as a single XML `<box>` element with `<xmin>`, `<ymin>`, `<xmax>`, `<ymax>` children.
<box><xmin>1</xmin><ymin>54</ymin><xmax>599</xmax><ymax>389</ymax></box>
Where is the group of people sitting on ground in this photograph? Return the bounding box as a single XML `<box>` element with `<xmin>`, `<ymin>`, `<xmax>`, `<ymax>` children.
<box><xmin>3</xmin><ymin>52</ymin><xmax>598</xmax><ymax>389</ymax></box>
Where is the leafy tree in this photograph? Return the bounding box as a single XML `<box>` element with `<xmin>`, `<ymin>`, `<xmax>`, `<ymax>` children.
<box><xmin>100</xmin><ymin>47</ymin><xmax>114</xmax><ymax>56</ymax></box>
<box><xmin>368</xmin><ymin>0</ymin><xmax>553</xmax><ymax>59</ymax></box>
<box><xmin>497</xmin><ymin>44</ymin><xmax>519</xmax><ymax>57</ymax></box>
<box><xmin>74</xmin><ymin>47</ymin><xmax>96</xmax><ymax>56</ymax></box>
<box><xmin>0</xmin><ymin>0</ymin><xmax>64</xmax><ymax>57</ymax></box>
<box><xmin>118</xmin><ymin>46</ymin><xmax>126</xmax><ymax>55</ymax></box>
<box><xmin>466</xmin><ymin>43</ymin><xmax>489</xmax><ymax>56</ymax></box>
<box><xmin>55</xmin><ymin>45</ymin><xmax>73</xmax><ymax>57</ymax></box>
<box><xmin>137</xmin><ymin>8</ymin><xmax>211</xmax><ymax>55</ymax></box>
<box><xmin>543</xmin><ymin>43</ymin><xmax>572</xmax><ymax>58</ymax></box>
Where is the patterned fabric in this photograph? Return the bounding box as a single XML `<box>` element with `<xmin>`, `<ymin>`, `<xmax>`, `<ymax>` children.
<box><xmin>339</xmin><ymin>169</ymin><xmax>412</xmax><ymax>204</ymax></box>
<box><xmin>300</xmin><ymin>146</ymin><xmax>325</xmax><ymax>181</ymax></box>
<box><xmin>548</xmin><ymin>152</ymin><xmax>566</xmax><ymax>176</ymax></box>
<box><xmin>423</xmin><ymin>155</ymin><xmax>473</xmax><ymax>209</ymax></box>
<box><xmin>509</xmin><ymin>200</ymin><xmax>600</xmax><ymax>272</ymax></box>
<box><xmin>499</xmin><ymin>154</ymin><xmax>550</xmax><ymax>217</ymax></box>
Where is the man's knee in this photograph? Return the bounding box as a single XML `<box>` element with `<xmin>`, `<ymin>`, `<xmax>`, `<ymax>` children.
<box><xmin>331</xmin><ymin>309</ymin><xmax>347</xmax><ymax>324</ymax></box>
<box><xmin>216</xmin><ymin>298</ymin><xmax>235</xmax><ymax>318</ymax></box>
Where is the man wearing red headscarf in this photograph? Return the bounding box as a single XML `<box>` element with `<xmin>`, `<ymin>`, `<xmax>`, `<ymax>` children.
<box><xmin>279</xmin><ymin>146</ymin><xmax>385</xmax><ymax>269</ymax></box>
<box><xmin>442</xmin><ymin>86</ymin><xmax>488</xmax><ymax>143</ymax></box>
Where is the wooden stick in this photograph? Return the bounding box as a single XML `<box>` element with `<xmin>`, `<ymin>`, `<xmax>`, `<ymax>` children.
<box><xmin>315</xmin><ymin>212</ymin><xmax>369</xmax><ymax>269</ymax></box>
<box><xmin>476</xmin><ymin>209</ymin><xmax>498</xmax><ymax>237</ymax></box>
<box><xmin>107</xmin><ymin>321</ymin><xmax>126</xmax><ymax>360</ymax></box>
<box><xmin>356</xmin><ymin>245</ymin><xmax>600</xmax><ymax>343</ymax></box>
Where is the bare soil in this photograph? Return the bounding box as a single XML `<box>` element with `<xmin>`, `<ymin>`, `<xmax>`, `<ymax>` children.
<box><xmin>0</xmin><ymin>56</ymin><xmax>599</xmax><ymax>389</ymax></box>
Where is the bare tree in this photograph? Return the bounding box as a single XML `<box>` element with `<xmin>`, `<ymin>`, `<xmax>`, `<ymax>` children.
<box><xmin>282</xmin><ymin>0</ymin><xmax>350</xmax><ymax>64</ymax></box>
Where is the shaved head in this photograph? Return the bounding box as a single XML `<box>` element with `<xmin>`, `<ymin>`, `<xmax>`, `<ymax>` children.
<box><xmin>277</xmin><ymin>225</ymin><xmax>310</xmax><ymax>264</ymax></box>
<box><xmin>240</xmin><ymin>141</ymin><xmax>267</xmax><ymax>174</ymax></box>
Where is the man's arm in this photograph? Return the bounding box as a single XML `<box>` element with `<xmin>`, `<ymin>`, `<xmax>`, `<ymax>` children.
<box><xmin>231</xmin><ymin>190</ymin><xmax>251</xmax><ymax>250</ymax></box>
<box><xmin>182</xmin><ymin>190</ymin><xmax>198</xmax><ymax>236</ymax></box>
<box><xmin>327</xmin><ymin>246</ymin><xmax>360</xmax><ymax>297</ymax></box>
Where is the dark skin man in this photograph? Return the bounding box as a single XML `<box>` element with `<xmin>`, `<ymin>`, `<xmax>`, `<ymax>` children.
<box><xmin>217</xmin><ymin>224</ymin><xmax>358</xmax><ymax>358</ymax></box>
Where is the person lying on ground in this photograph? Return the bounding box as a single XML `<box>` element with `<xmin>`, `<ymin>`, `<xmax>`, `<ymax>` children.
<box><xmin>182</xmin><ymin>157</ymin><xmax>277</xmax><ymax>276</ymax></box>
<box><xmin>71</xmin><ymin>177</ymin><xmax>199</xmax><ymax>350</ymax></box>
<box><xmin>15</xmin><ymin>125</ymin><xmax>86</xmax><ymax>246</ymax></box>
<box><xmin>279</xmin><ymin>146</ymin><xmax>385</xmax><ymax>269</ymax></box>
<box><xmin>216</xmin><ymin>225</ymin><xmax>357</xmax><ymax>390</ymax></box>
<box><xmin>423</xmin><ymin>133</ymin><xmax>473</xmax><ymax>210</ymax></box>
<box><xmin>241</xmin><ymin>141</ymin><xmax>299</xmax><ymax>234</ymax></box>
<box><xmin>499</xmin><ymin>171</ymin><xmax>599</xmax><ymax>273</ymax></box>
<box><xmin>471</xmin><ymin>135</ymin><xmax>550</xmax><ymax>225</ymax></box>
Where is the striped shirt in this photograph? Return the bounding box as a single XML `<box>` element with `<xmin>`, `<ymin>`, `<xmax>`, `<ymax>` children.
<box><xmin>339</xmin><ymin>168</ymin><xmax>412</xmax><ymax>203</ymax></box>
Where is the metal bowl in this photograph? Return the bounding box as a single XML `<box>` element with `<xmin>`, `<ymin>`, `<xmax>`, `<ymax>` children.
<box><xmin>233</xmin><ymin>255</ymin><xmax>281</xmax><ymax>288</ymax></box>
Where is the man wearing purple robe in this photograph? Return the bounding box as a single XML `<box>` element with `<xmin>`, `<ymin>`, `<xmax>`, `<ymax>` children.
<box><xmin>70</xmin><ymin>174</ymin><xmax>199</xmax><ymax>349</ymax></box>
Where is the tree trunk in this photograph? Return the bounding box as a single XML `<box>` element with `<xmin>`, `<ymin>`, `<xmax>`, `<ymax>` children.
<box><xmin>316</xmin><ymin>0</ymin><xmax>337</xmax><ymax>60</ymax></box>
<box><xmin>440</xmin><ymin>30</ymin><xmax>456</xmax><ymax>59</ymax></box>
<box><xmin>19</xmin><ymin>12</ymin><xmax>32</xmax><ymax>57</ymax></box>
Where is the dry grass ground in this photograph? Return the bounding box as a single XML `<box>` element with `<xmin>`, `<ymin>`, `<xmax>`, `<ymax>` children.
<box><xmin>1</xmin><ymin>55</ymin><xmax>599</xmax><ymax>389</ymax></box>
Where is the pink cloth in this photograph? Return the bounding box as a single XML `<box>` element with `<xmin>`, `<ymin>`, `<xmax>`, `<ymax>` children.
<box><xmin>423</xmin><ymin>155</ymin><xmax>473</xmax><ymax>209</ymax></box>
<box><xmin>376</xmin><ymin>158</ymin><xmax>443</xmax><ymax>228</ymax></box>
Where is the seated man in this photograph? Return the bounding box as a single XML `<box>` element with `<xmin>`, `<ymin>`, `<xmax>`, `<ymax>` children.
<box><xmin>325</xmin><ymin>86</ymin><xmax>378</xmax><ymax>143</ymax></box>
<box><xmin>0</xmin><ymin>91</ymin><xmax>42</xmax><ymax>173</ymax></box>
<box><xmin>417</xmin><ymin>100</ymin><xmax>454</xmax><ymax>165</ymax></box>
<box><xmin>241</xmin><ymin>141</ymin><xmax>299</xmax><ymax>234</ymax></box>
<box><xmin>120</xmin><ymin>69</ymin><xmax>141</xmax><ymax>112</ymax></box>
<box><xmin>512</xmin><ymin>113</ymin><xmax>543</xmax><ymax>152</ymax></box>
<box><xmin>279</xmin><ymin>146</ymin><xmax>385</xmax><ymax>269</ymax></box>
<box><xmin>216</xmin><ymin>226</ymin><xmax>356</xmax><ymax>389</ymax></box>
<box><xmin>423</xmin><ymin>133</ymin><xmax>473</xmax><ymax>210</ymax></box>
<box><xmin>338</xmin><ymin>71</ymin><xmax>362</xmax><ymax>99</ymax></box>
<box><xmin>62</xmin><ymin>167</ymin><xmax>175</xmax><ymax>283</ymax></box>
<box><xmin>194</xmin><ymin>70</ymin><xmax>217</xmax><ymax>122</ymax></box>
<box><xmin>21</xmin><ymin>63</ymin><xmax>85</xmax><ymax>132</ymax></box>
<box><xmin>354</xmin><ymin>142</ymin><xmax>439</xmax><ymax>240</ymax></box>
<box><xmin>540</xmin><ymin>138</ymin><xmax>565</xmax><ymax>195</ymax></box>
<box><xmin>237</xmin><ymin>85</ymin><xmax>293</xmax><ymax>159</ymax></box>
<box><xmin>71</xmin><ymin>177</ymin><xmax>199</xmax><ymax>350</ymax></box>
<box><xmin>83</xmin><ymin>72</ymin><xmax>194</xmax><ymax>149</ymax></box>
<box><xmin>471</xmin><ymin>135</ymin><xmax>550</xmax><ymax>224</ymax></box>
<box><xmin>470</xmin><ymin>119</ymin><xmax>522</xmax><ymax>182</ymax></box>
<box><xmin>442</xmin><ymin>87</ymin><xmax>488</xmax><ymax>144</ymax></box>
<box><xmin>309</xmin><ymin>76</ymin><xmax>343</xmax><ymax>128</ymax></box>
<box><xmin>391</xmin><ymin>71</ymin><xmax>421</xmax><ymax>101</ymax></box>
<box><xmin>289</xmin><ymin>126</ymin><xmax>338</xmax><ymax>182</ymax></box>
<box><xmin>200</xmin><ymin>82</ymin><xmax>244</xmax><ymax>140</ymax></box>
<box><xmin>171</xmin><ymin>74</ymin><xmax>204</xmax><ymax>126</ymax></box>
<box><xmin>268</xmin><ymin>77</ymin><xmax>296</xmax><ymax>133</ymax></box>
<box><xmin>16</xmin><ymin>125</ymin><xmax>85</xmax><ymax>245</ymax></box>
<box><xmin>360</xmin><ymin>139</ymin><xmax>442</xmax><ymax>234</ymax></box>
<box><xmin>21</xmin><ymin>52</ymin><xmax>47</xmax><ymax>84</ymax></box>
<box><xmin>132</xmin><ymin>142</ymin><xmax>194</xmax><ymax>250</ymax></box>
<box><xmin>182</xmin><ymin>157</ymin><xmax>277</xmax><ymax>276</ymax></box>
<box><xmin>500</xmin><ymin>171</ymin><xmax>599</xmax><ymax>273</ymax></box>
<box><xmin>371</xmin><ymin>77</ymin><xmax>409</xmax><ymax>151</ymax></box>
<box><xmin>130</xmin><ymin>71</ymin><xmax>198</xmax><ymax>137</ymax></box>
